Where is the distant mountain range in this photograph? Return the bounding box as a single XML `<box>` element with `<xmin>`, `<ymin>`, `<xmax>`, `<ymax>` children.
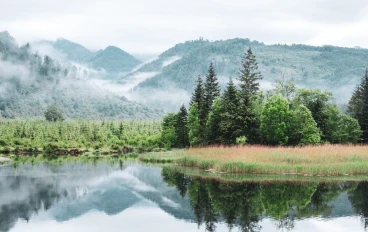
<box><xmin>3</xmin><ymin>31</ymin><xmax>368</xmax><ymax>115</ymax></box>
<box><xmin>45</xmin><ymin>38</ymin><xmax>142</xmax><ymax>73</ymax></box>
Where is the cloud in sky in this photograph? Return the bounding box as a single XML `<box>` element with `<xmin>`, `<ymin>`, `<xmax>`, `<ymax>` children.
<box><xmin>1</xmin><ymin>0</ymin><xmax>368</xmax><ymax>54</ymax></box>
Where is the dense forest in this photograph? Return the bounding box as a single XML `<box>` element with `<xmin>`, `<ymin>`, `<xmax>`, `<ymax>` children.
<box><xmin>161</xmin><ymin>48</ymin><xmax>366</xmax><ymax>147</ymax></box>
<box><xmin>0</xmin><ymin>31</ymin><xmax>162</xmax><ymax>119</ymax></box>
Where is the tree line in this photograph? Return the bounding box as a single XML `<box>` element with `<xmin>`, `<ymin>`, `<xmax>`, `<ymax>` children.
<box><xmin>162</xmin><ymin>48</ymin><xmax>366</xmax><ymax>147</ymax></box>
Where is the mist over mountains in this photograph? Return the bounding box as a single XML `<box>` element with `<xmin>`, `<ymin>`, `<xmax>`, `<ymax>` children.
<box><xmin>0</xmin><ymin>31</ymin><xmax>162</xmax><ymax>119</ymax></box>
<box><xmin>1</xmin><ymin>30</ymin><xmax>367</xmax><ymax>118</ymax></box>
<box><xmin>127</xmin><ymin>38</ymin><xmax>368</xmax><ymax>110</ymax></box>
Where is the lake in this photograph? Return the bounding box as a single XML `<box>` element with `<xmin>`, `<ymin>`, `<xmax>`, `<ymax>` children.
<box><xmin>0</xmin><ymin>160</ymin><xmax>367</xmax><ymax>232</ymax></box>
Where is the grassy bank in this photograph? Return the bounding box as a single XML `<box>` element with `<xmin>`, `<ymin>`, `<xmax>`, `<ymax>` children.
<box><xmin>140</xmin><ymin>145</ymin><xmax>368</xmax><ymax>176</ymax></box>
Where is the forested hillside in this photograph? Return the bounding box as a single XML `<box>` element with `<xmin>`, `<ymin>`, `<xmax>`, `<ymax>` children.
<box><xmin>128</xmin><ymin>38</ymin><xmax>368</xmax><ymax>110</ymax></box>
<box><xmin>0</xmin><ymin>31</ymin><xmax>162</xmax><ymax>119</ymax></box>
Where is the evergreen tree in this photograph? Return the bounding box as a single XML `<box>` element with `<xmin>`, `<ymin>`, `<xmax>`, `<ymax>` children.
<box><xmin>203</xmin><ymin>62</ymin><xmax>220</xmax><ymax>119</ymax></box>
<box><xmin>175</xmin><ymin>105</ymin><xmax>189</xmax><ymax>148</ymax></box>
<box><xmin>190</xmin><ymin>75</ymin><xmax>206</xmax><ymax>144</ymax></box>
<box><xmin>188</xmin><ymin>103</ymin><xmax>201</xmax><ymax>146</ymax></box>
<box><xmin>348</xmin><ymin>69</ymin><xmax>368</xmax><ymax>143</ymax></box>
<box><xmin>238</xmin><ymin>48</ymin><xmax>263</xmax><ymax>143</ymax></box>
<box><xmin>220</xmin><ymin>78</ymin><xmax>242</xmax><ymax>144</ymax></box>
<box><xmin>190</xmin><ymin>75</ymin><xmax>204</xmax><ymax>107</ymax></box>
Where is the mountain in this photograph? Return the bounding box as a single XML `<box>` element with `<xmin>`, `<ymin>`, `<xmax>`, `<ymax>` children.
<box><xmin>0</xmin><ymin>31</ymin><xmax>162</xmax><ymax>119</ymax></box>
<box><xmin>90</xmin><ymin>46</ymin><xmax>141</xmax><ymax>73</ymax></box>
<box><xmin>53</xmin><ymin>38</ymin><xmax>94</xmax><ymax>62</ymax></box>
<box><xmin>125</xmin><ymin>38</ymin><xmax>368</xmax><ymax>111</ymax></box>
<box><xmin>46</xmin><ymin>39</ymin><xmax>141</xmax><ymax>74</ymax></box>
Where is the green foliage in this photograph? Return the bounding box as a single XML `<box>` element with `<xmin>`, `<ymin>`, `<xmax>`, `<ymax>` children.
<box><xmin>161</xmin><ymin>113</ymin><xmax>178</xmax><ymax>149</ymax></box>
<box><xmin>0</xmin><ymin>119</ymin><xmax>162</xmax><ymax>151</ymax></box>
<box><xmin>238</xmin><ymin>48</ymin><xmax>263</xmax><ymax>143</ymax></box>
<box><xmin>261</xmin><ymin>95</ymin><xmax>290</xmax><ymax>145</ymax></box>
<box><xmin>348</xmin><ymin>69</ymin><xmax>368</xmax><ymax>143</ymax></box>
<box><xmin>44</xmin><ymin>104</ymin><xmax>65</xmax><ymax>122</ymax></box>
<box><xmin>293</xmin><ymin>88</ymin><xmax>332</xmax><ymax>141</ymax></box>
<box><xmin>218</xmin><ymin>78</ymin><xmax>242</xmax><ymax>144</ymax></box>
<box><xmin>203</xmin><ymin>62</ymin><xmax>220</xmax><ymax>120</ymax></box>
<box><xmin>289</xmin><ymin>105</ymin><xmax>320</xmax><ymax>145</ymax></box>
<box><xmin>175</xmin><ymin>105</ymin><xmax>189</xmax><ymax>148</ymax></box>
<box><xmin>206</xmin><ymin>98</ymin><xmax>223</xmax><ymax>144</ymax></box>
<box><xmin>236</xmin><ymin>136</ymin><xmax>247</xmax><ymax>145</ymax></box>
<box><xmin>188</xmin><ymin>103</ymin><xmax>201</xmax><ymax>146</ymax></box>
<box><xmin>326</xmin><ymin>105</ymin><xmax>362</xmax><ymax>144</ymax></box>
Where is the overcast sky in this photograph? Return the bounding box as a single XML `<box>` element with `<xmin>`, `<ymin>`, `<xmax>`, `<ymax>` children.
<box><xmin>1</xmin><ymin>0</ymin><xmax>368</xmax><ymax>54</ymax></box>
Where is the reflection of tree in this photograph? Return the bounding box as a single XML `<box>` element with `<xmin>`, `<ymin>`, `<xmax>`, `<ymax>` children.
<box><xmin>162</xmin><ymin>167</ymin><xmax>364</xmax><ymax>232</ymax></box>
<box><xmin>188</xmin><ymin>179</ymin><xmax>218</xmax><ymax>232</ymax></box>
<box><xmin>349</xmin><ymin>182</ymin><xmax>368</xmax><ymax>229</ymax></box>
<box><xmin>162</xmin><ymin>167</ymin><xmax>190</xmax><ymax>198</ymax></box>
<box><xmin>260</xmin><ymin>182</ymin><xmax>317</xmax><ymax>230</ymax></box>
<box><xmin>296</xmin><ymin>183</ymin><xmax>344</xmax><ymax>218</ymax></box>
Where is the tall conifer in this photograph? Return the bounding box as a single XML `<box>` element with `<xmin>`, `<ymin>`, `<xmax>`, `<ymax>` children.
<box><xmin>175</xmin><ymin>105</ymin><xmax>189</xmax><ymax>147</ymax></box>
<box><xmin>349</xmin><ymin>69</ymin><xmax>368</xmax><ymax>142</ymax></box>
<box><xmin>237</xmin><ymin>48</ymin><xmax>263</xmax><ymax>143</ymax></box>
<box><xmin>220</xmin><ymin>78</ymin><xmax>242</xmax><ymax>144</ymax></box>
<box><xmin>204</xmin><ymin>62</ymin><xmax>220</xmax><ymax>118</ymax></box>
<box><xmin>190</xmin><ymin>75</ymin><xmax>206</xmax><ymax>143</ymax></box>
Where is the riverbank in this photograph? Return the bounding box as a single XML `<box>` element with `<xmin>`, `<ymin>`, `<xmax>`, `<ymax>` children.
<box><xmin>139</xmin><ymin>145</ymin><xmax>368</xmax><ymax>176</ymax></box>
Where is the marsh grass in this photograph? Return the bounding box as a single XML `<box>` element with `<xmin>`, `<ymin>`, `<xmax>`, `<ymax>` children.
<box><xmin>142</xmin><ymin>145</ymin><xmax>368</xmax><ymax>176</ymax></box>
<box><xmin>139</xmin><ymin>150</ymin><xmax>185</xmax><ymax>163</ymax></box>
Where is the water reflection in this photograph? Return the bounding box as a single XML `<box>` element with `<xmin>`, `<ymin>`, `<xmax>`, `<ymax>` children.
<box><xmin>0</xmin><ymin>161</ymin><xmax>368</xmax><ymax>231</ymax></box>
<box><xmin>162</xmin><ymin>167</ymin><xmax>368</xmax><ymax>232</ymax></box>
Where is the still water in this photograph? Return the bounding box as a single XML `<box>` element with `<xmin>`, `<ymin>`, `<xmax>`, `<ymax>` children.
<box><xmin>0</xmin><ymin>161</ymin><xmax>367</xmax><ymax>232</ymax></box>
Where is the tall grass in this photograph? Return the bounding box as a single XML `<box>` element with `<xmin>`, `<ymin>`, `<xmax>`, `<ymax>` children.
<box><xmin>172</xmin><ymin>145</ymin><xmax>368</xmax><ymax>176</ymax></box>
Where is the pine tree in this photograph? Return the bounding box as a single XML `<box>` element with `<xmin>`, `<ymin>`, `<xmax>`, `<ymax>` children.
<box><xmin>190</xmin><ymin>75</ymin><xmax>204</xmax><ymax>107</ymax></box>
<box><xmin>203</xmin><ymin>62</ymin><xmax>220</xmax><ymax>118</ymax></box>
<box><xmin>220</xmin><ymin>78</ymin><xmax>242</xmax><ymax>144</ymax></box>
<box><xmin>175</xmin><ymin>105</ymin><xmax>189</xmax><ymax>148</ymax></box>
<box><xmin>348</xmin><ymin>69</ymin><xmax>368</xmax><ymax>142</ymax></box>
<box><xmin>190</xmin><ymin>75</ymin><xmax>206</xmax><ymax>143</ymax></box>
<box><xmin>188</xmin><ymin>103</ymin><xmax>201</xmax><ymax>146</ymax></box>
<box><xmin>237</xmin><ymin>48</ymin><xmax>263</xmax><ymax>143</ymax></box>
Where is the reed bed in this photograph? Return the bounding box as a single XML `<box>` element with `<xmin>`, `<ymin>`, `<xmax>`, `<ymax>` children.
<box><xmin>172</xmin><ymin>145</ymin><xmax>368</xmax><ymax>176</ymax></box>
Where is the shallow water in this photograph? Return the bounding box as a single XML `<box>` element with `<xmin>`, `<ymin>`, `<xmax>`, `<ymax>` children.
<box><xmin>0</xmin><ymin>161</ymin><xmax>367</xmax><ymax>232</ymax></box>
